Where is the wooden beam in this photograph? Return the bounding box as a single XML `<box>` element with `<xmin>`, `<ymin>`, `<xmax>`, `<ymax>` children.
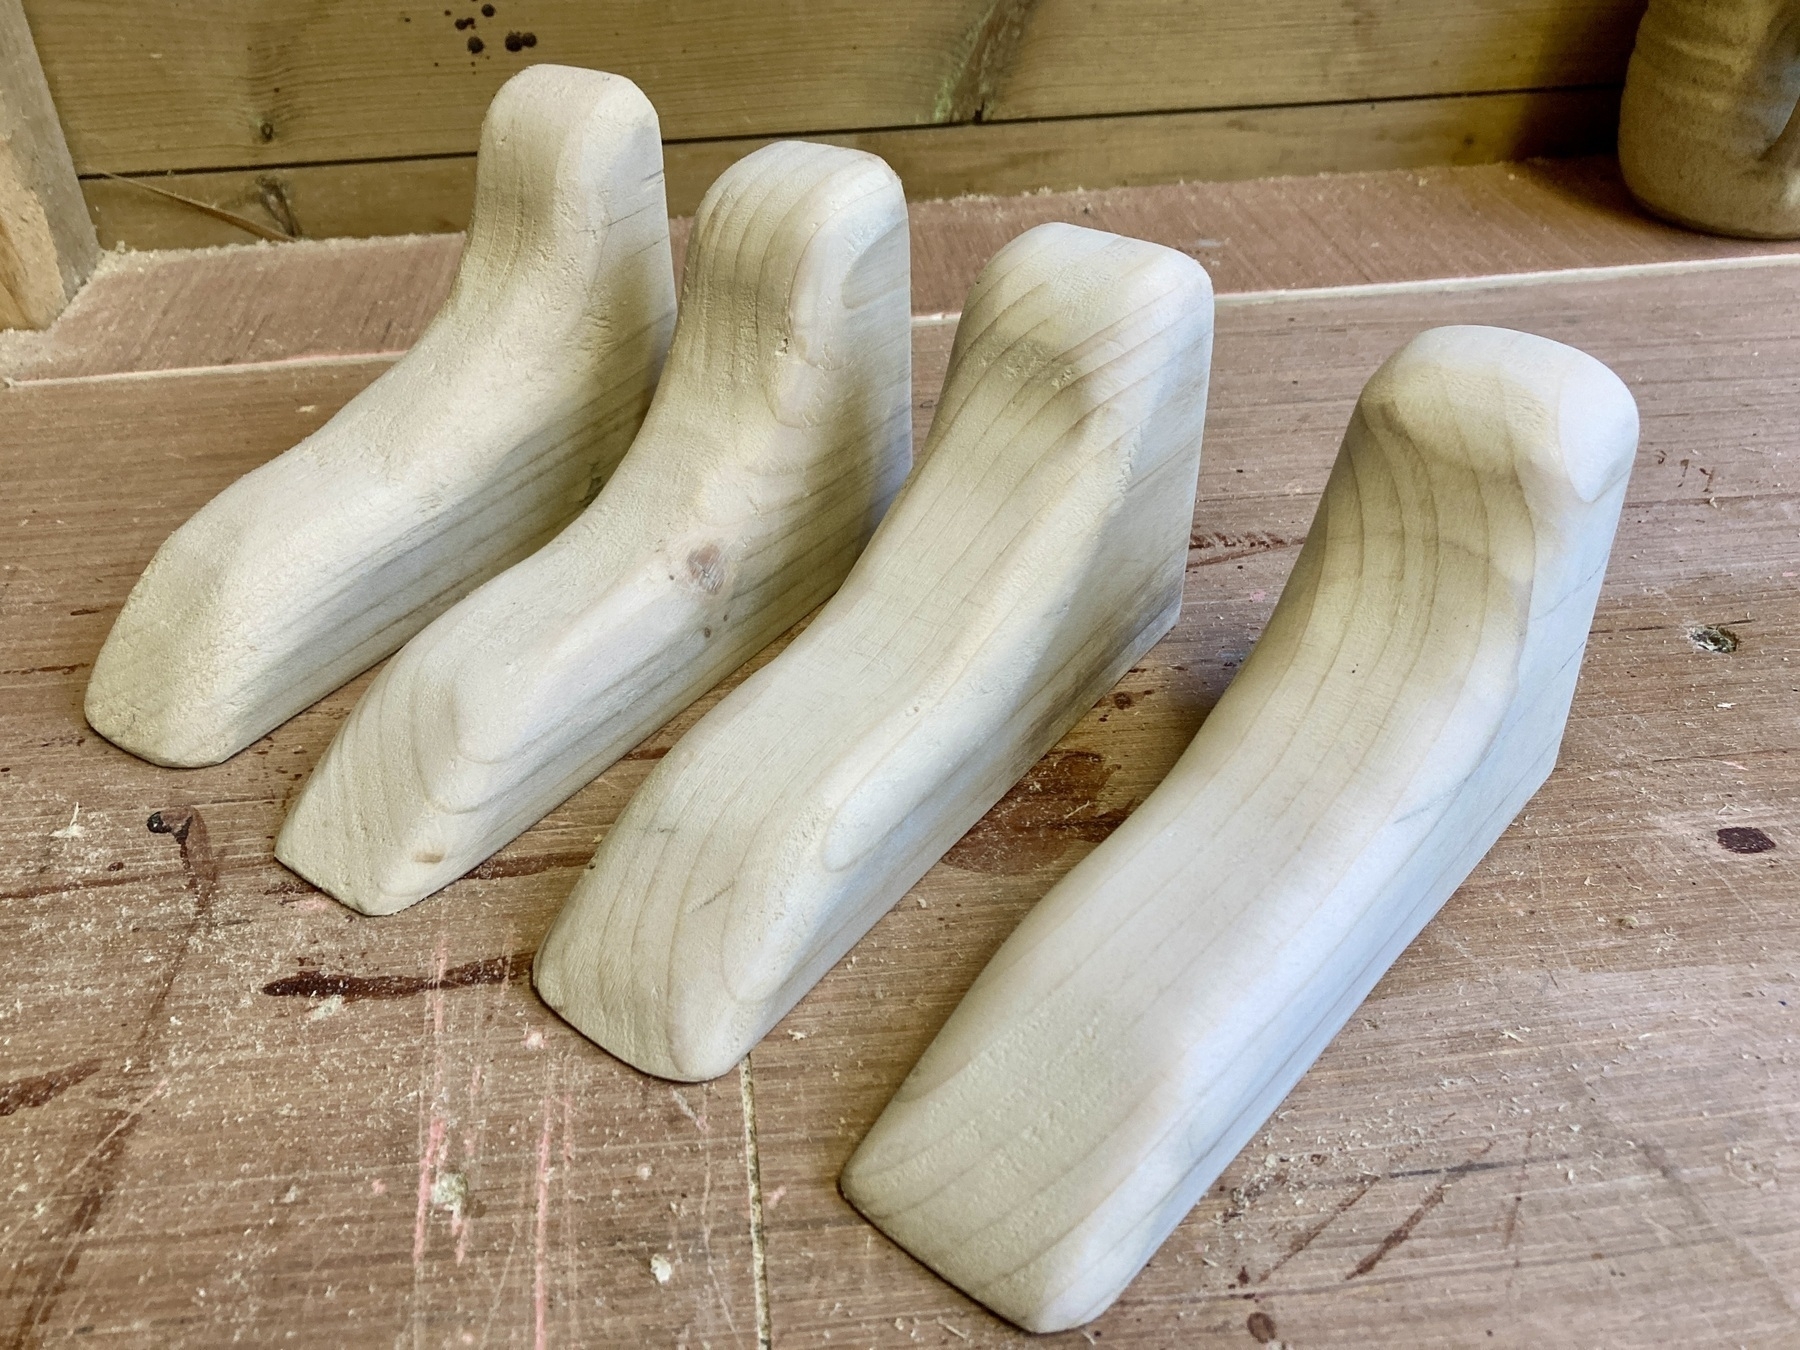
<box><xmin>0</xmin><ymin>0</ymin><xmax>95</xmax><ymax>328</ymax></box>
<box><xmin>27</xmin><ymin>0</ymin><xmax>1643</xmax><ymax>180</ymax></box>
<box><xmin>78</xmin><ymin>86</ymin><xmax>1621</xmax><ymax>250</ymax></box>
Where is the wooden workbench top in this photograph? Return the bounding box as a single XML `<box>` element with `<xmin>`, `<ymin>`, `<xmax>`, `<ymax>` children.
<box><xmin>2</xmin><ymin>160</ymin><xmax>1796</xmax><ymax>1348</ymax></box>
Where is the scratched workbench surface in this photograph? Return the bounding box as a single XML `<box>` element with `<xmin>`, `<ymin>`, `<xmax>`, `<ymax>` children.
<box><xmin>2</xmin><ymin>159</ymin><xmax>1796</xmax><ymax>1348</ymax></box>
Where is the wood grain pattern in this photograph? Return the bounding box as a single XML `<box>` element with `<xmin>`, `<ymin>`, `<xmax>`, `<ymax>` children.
<box><xmin>0</xmin><ymin>0</ymin><xmax>96</xmax><ymax>328</ymax></box>
<box><xmin>750</xmin><ymin>261</ymin><xmax>1800</xmax><ymax>1347</ymax></box>
<box><xmin>26</xmin><ymin>0</ymin><xmax>1641</xmax><ymax>176</ymax></box>
<box><xmin>3</xmin><ymin>183</ymin><xmax>1797</xmax><ymax>1346</ymax></box>
<box><xmin>991</xmin><ymin>0</ymin><xmax>1644</xmax><ymax>120</ymax></box>
<box><xmin>278</xmin><ymin>141</ymin><xmax>912</xmax><ymax>915</ymax></box>
<box><xmin>74</xmin><ymin>86</ymin><xmax>1624</xmax><ymax>248</ymax></box>
<box><xmin>84</xmin><ymin>68</ymin><xmax>676</xmax><ymax>767</ymax></box>
<box><xmin>533</xmin><ymin>223</ymin><xmax>1213</xmax><ymax>1083</ymax></box>
<box><xmin>842</xmin><ymin>324</ymin><xmax>1638</xmax><ymax>1331</ymax></box>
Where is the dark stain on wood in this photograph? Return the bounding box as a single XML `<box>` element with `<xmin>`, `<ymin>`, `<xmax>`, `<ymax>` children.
<box><xmin>260</xmin><ymin>950</ymin><xmax>533</xmax><ymax>1002</ymax></box>
<box><xmin>1717</xmin><ymin>826</ymin><xmax>1776</xmax><ymax>854</ymax></box>
<box><xmin>0</xmin><ymin>871</ymin><xmax>150</xmax><ymax>903</ymax></box>
<box><xmin>0</xmin><ymin>1060</ymin><xmax>101</xmax><ymax>1118</ymax></box>
<box><xmin>942</xmin><ymin>748</ymin><xmax>1132</xmax><ymax>875</ymax></box>
<box><xmin>686</xmin><ymin>543</ymin><xmax>727</xmax><ymax>594</ymax></box>
<box><xmin>1686</xmin><ymin>623</ymin><xmax>1740</xmax><ymax>653</ymax></box>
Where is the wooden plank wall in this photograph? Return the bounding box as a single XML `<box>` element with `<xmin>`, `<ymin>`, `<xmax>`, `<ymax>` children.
<box><xmin>0</xmin><ymin>0</ymin><xmax>96</xmax><ymax>327</ymax></box>
<box><xmin>18</xmin><ymin>0</ymin><xmax>1651</xmax><ymax>248</ymax></box>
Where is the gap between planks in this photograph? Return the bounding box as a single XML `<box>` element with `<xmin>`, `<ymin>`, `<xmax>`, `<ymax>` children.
<box><xmin>738</xmin><ymin>1059</ymin><xmax>773</xmax><ymax>1350</ymax></box>
<box><xmin>912</xmin><ymin>247</ymin><xmax>1800</xmax><ymax>327</ymax></box>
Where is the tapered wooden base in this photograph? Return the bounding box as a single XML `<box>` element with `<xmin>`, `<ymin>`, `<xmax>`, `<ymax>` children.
<box><xmin>276</xmin><ymin>141</ymin><xmax>911</xmax><ymax>915</ymax></box>
<box><xmin>85</xmin><ymin>66</ymin><xmax>675</xmax><ymax>766</ymax></box>
<box><xmin>533</xmin><ymin>222</ymin><xmax>1215</xmax><ymax>1082</ymax></box>
<box><xmin>841</xmin><ymin>325</ymin><xmax>1638</xmax><ymax>1332</ymax></box>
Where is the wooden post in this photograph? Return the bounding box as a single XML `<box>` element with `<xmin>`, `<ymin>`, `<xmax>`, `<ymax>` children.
<box><xmin>0</xmin><ymin>0</ymin><xmax>97</xmax><ymax>329</ymax></box>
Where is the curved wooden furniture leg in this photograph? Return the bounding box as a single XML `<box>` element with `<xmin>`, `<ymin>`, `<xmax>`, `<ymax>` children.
<box><xmin>1619</xmin><ymin>0</ymin><xmax>1800</xmax><ymax>237</ymax></box>
<box><xmin>275</xmin><ymin>141</ymin><xmax>912</xmax><ymax>916</ymax></box>
<box><xmin>532</xmin><ymin>222</ymin><xmax>1215</xmax><ymax>1082</ymax></box>
<box><xmin>840</xmin><ymin>325</ymin><xmax>1638</xmax><ymax>1333</ymax></box>
<box><xmin>84</xmin><ymin>66</ymin><xmax>676</xmax><ymax>767</ymax></box>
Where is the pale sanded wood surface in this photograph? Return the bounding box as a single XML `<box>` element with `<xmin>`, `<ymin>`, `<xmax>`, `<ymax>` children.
<box><xmin>2</xmin><ymin>179</ymin><xmax>1797</xmax><ymax>1346</ymax></box>
<box><xmin>17</xmin><ymin>157</ymin><xmax>1800</xmax><ymax>385</ymax></box>
<box><xmin>76</xmin><ymin>86</ymin><xmax>1624</xmax><ymax>248</ymax></box>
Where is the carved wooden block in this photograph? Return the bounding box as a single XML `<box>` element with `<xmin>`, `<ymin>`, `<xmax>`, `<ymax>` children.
<box><xmin>1619</xmin><ymin>0</ymin><xmax>1800</xmax><ymax>237</ymax></box>
<box><xmin>84</xmin><ymin>66</ymin><xmax>675</xmax><ymax>766</ymax></box>
<box><xmin>276</xmin><ymin>140</ymin><xmax>911</xmax><ymax>915</ymax></box>
<box><xmin>841</xmin><ymin>325</ymin><xmax>1639</xmax><ymax>1333</ymax></box>
<box><xmin>533</xmin><ymin>222</ymin><xmax>1216</xmax><ymax>1083</ymax></box>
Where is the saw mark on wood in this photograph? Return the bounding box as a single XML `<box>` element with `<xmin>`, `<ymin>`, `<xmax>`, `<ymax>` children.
<box><xmin>0</xmin><ymin>1060</ymin><xmax>100</xmax><ymax>1117</ymax></box>
<box><xmin>9</xmin><ymin>809</ymin><xmax>217</xmax><ymax>1347</ymax></box>
<box><xmin>260</xmin><ymin>950</ymin><xmax>533</xmax><ymax>1002</ymax></box>
<box><xmin>942</xmin><ymin>749</ymin><xmax>1133</xmax><ymax>875</ymax></box>
<box><xmin>1256</xmin><ymin>1169</ymin><xmax>1384</xmax><ymax>1282</ymax></box>
<box><xmin>0</xmin><ymin>871</ymin><xmax>152</xmax><ymax>903</ymax></box>
<box><xmin>1186</xmin><ymin>531</ymin><xmax>1303</xmax><ymax>568</ymax></box>
<box><xmin>465</xmin><ymin>851</ymin><xmax>593</xmax><ymax>881</ymax></box>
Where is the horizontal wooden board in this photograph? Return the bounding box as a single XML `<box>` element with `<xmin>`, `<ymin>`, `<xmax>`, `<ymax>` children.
<box><xmin>994</xmin><ymin>0</ymin><xmax>1645</xmax><ymax>120</ymax></box>
<box><xmin>77</xmin><ymin>86</ymin><xmax>1621</xmax><ymax>249</ymax></box>
<box><xmin>25</xmin><ymin>0</ymin><xmax>1643</xmax><ymax>176</ymax></box>
<box><xmin>21</xmin><ymin>156</ymin><xmax>1800</xmax><ymax>384</ymax></box>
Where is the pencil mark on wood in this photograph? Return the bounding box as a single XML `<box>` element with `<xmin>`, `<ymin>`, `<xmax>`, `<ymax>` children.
<box><xmin>1346</xmin><ymin>1145</ymin><xmax>1494</xmax><ymax>1279</ymax></box>
<box><xmin>1257</xmin><ymin>1171</ymin><xmax>1381</xmax><ymax>1282</ymax></box>
<box><xmin>0</xmin><ymin>1060</ymin><xmax>100</xmax><ymax>1117</ymax></box>
<box><xmin>942</xmin><ymin>749</ymin><xmax>1133</xmax><ymax>875</ymax></box>
<box><xmin>260</xmin><ymin>951</ymin><xmax>533</xmax><ymax>1002</ymax></box>
<box><xmin>11</xmin><ymin>809</ymin><xmax>218</xmax><ymax>1344</ymax></box>
<box><xmin>8</xmin><ymin>1092</ymin><xmax>155</xmax><ymax>1347</ymax></box>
